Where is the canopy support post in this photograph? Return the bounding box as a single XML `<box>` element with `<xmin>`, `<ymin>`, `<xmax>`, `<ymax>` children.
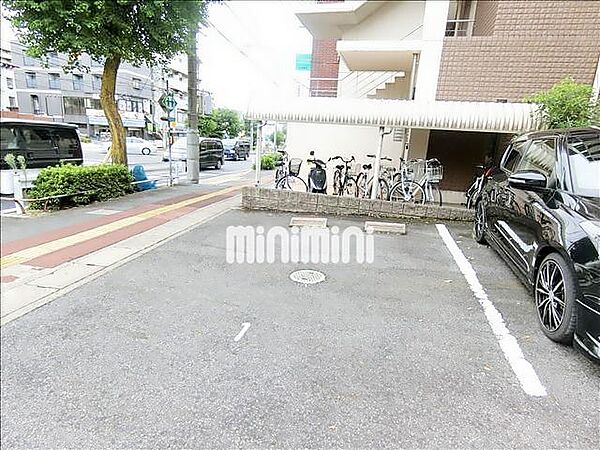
<box><xmin>254</xmin><ymin>121</ymin><xmax>265</xmax><ymax>186</ymax></box>
<box><xmin>370</xmin><ymin>126</ymin><xmax>392</xmax><ymax>200</ymax></box>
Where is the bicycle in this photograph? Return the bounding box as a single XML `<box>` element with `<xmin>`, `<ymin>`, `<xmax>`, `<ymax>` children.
<box><xmin>465</xmin><ymin>164</ymin><xmax>493</xmax><ymax>209</ymax></box>
<box><xmin>355</xmin><ymin>154</ymin><xmax>391</xmax><ymax>200</ymax></box>
<box><xmin>274</xmin><ymin>150</ymin><xmax>308</xmax><ymax>192</ymax></box>
<box><xmin>389</xmin><ymin>158</ymin><xmax>443</xmax><ymax>206</ymax></box>
<box><xmin>329</xmin><ymin>155</ymin><xmax>357</xmax><ymax>196</ymax></box>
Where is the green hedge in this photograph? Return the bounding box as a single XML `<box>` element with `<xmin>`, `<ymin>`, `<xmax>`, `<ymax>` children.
<box><xmin>28</xmin><ymin>164</ymin><xmax>134</xmax><ymax>210</ymax></box>
<box><xmin>252</xmin><ymin>152</ymin><xmax>283</xmax><ymax>170</ymax></box>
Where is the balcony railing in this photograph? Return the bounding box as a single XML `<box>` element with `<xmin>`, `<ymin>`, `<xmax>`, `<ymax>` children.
<box><xmin>445</xmin><ymin>19</ymin><xmax>475</xmax><ymax>37</ymax></box>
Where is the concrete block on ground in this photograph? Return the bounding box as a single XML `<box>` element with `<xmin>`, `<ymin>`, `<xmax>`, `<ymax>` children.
<box><xmin>364</xmin><ymin>221</ymin><xmax>407</xmax><ymax>234</ymax></box>
<box><xmin>289</xmin><ymin>217</ymin><xmax>328</xmax><ymax>228</ymax></box>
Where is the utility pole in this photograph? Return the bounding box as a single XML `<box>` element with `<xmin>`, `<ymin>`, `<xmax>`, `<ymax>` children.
<box><xmin>187</xmin><ymin>28</ymin><xmax>200</xmax><ymax>182</ymax></box>
<box><xmin>167</xmin><ymin>78</ymin><xmax>173</xmax><ymax>187</ymax></box>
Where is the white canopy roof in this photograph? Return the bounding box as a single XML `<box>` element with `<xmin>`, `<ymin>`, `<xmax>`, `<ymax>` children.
<box><xmin>245</xmin><ymin>98</ymin><xmax>541</xmax><ymax>134</ymax></box>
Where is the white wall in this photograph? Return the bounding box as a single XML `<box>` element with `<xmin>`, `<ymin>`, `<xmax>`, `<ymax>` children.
<box><xmin>285</xmin><ymin>122</ymin><xmax>404</xmax><ymax>182</ymax></box>
<box><xmin>414</xmin><ymin>0</ymin><xmax>450</xmax><ymax>101</ymax></box>
<box><xmin>342</xmin><ymin>1</ymin><xmax>425</xmax><ymax>41</ymax></box>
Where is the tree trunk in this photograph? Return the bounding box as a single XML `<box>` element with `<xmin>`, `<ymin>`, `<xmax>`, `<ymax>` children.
<box><xmin>100</xmin><ymin>55</ymin><xmax>127</xmax><ymax>165</ymax></box>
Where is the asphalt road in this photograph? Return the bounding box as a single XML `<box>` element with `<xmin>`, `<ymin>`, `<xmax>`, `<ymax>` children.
<box><xmin>0</xmin><ymin>145</ymin><xmax>252</xmax><ymax>213</ymax></box>
<box><xmin>1</xmin><ymin>211</ymin><xmax>598</xmax><ymax>448</ymax></box>
<box><xmin>82</xmin><ymin>142</ymin><xmax>253</xmax><ymax>180</ymax></box>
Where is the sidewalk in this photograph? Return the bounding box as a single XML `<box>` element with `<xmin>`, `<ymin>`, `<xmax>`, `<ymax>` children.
<box><xmin>0</xmin><ymin>179</ymin><xmax>252</xmax><ymax>325</ymax></box>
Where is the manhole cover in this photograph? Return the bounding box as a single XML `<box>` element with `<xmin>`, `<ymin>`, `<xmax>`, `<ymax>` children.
<box><xmin>290</xmin><ymin>269</ymin><xmax>325</xmax><ymax>285</ymax></box>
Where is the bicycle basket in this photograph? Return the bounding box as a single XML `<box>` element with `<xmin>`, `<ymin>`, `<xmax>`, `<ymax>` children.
<box><xmin>288</xmin><ymin>158</ymin><xmax>302</xmax><ymax>176</ymax></box>
<box><xmin>426</xmin><ymin>161</ymin><xmax>444</xmax><ymax>182</ymax></box>
<box><xmin>405</xmin><ymin>160</ymin><xmax>425</xmax><ymax>181</ymax></box>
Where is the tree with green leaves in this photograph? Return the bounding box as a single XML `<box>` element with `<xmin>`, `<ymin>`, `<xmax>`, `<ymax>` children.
<box><xmin>5</xmin><ymin>0</ymin><xmax>208</xmax><ymax>165</ymax></box>
<box><xmin>268</xmin><ymin>130</ymin><xmax>286</xmax><ymax>146</ymax></box>
<box><xmin>525</xmin><ymin>77</ymin><xmax>600</xmax><ymax>129</ymax></box>
<box><xmin>199</xmin><ymin>108</ymin><xmax>242</xmax><ymax>138</ymax></box>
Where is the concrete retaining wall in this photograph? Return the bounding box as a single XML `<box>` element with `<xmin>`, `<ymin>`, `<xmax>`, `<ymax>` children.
<box><xmin>241</xmin><ymin>187</ymin><xmax>474</xmax><ymax>222</ymax></box>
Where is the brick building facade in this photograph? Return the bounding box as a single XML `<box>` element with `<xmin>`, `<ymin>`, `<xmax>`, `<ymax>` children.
<box><xmin>309</xmin><ymin>39</ymin><xmax>339</xmax><ymax>97</ymax></box>
<box><xmin>437</xmin><ymin>0</ymin><xmax>600</xmax><ymax>102</ymax></box>
<box><xmin>308</xmin><ymin>0</ymin><xmax>342</xmax><ymax>97</ymax></box>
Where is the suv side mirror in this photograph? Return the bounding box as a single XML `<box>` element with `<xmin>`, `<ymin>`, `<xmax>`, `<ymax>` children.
<box><xmin>508</xmin><ymin>170</ymin><xmax>547</xmax><ymax>190</ymax></box>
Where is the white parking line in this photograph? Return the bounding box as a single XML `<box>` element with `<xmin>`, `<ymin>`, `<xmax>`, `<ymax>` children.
<box><xmin>234</xmin><ymin>322</ymin><xmax>251</xmax><ymax>342</ymax></box>
<box><xmin>436</xmin><ymin>224</ymin><xmax>547</xmax><ymax>397</ymax></box>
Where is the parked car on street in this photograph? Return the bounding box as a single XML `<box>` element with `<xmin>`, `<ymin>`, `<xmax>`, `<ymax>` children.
<box><xmin>147</xmin><ymin>132</ymin><xmax>164</xmax><ymax>150</ymax></box>
<box><xmin>108</xmin><ymin>137</ymin><xmax>156</xmax><ymax>155</ymax></box>
<box><xmin>473</xmin><ymin>127</ymin><xmax>600</xmax><ymax>362</ymax></box>
<box><xmin>222</xmin><ymin>138</ymin><xmax>250</xmax><ymax>160</ymax></box>
<box><xmin>162</xmin><ymin>136</ymin><xmax>224</xmax><ymax>169</ymax></box>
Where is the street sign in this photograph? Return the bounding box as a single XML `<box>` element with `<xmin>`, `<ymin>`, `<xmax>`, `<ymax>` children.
<box><xmin>158</xmin><ymin>93</ymin><xmax>177</xmax><ymax>112</ymax></box>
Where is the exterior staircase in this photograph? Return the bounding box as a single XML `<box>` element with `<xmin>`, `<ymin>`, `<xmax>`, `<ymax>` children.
<box><xmin>337</xmin><ymin>70</ymin><xmax>406</xmax><ymax>99</ymax></box>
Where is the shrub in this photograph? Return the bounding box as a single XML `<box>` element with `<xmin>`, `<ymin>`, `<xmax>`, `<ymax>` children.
<box><xmin>525</xmin><ymin>77</ymin><xmax>600</xmax><ymax>128</ymax></box>
<box><xmin>79</xmin><ymin>134</ymin><xmax>92</xmax><ymax>143</ymax></box>
<box><xmin>251</xmin><ymin>152</ymin><xmax>283</xmax><ymax>170</ymax></box>
<box><xmin>27</xmin><ymin>164</ymin><xmax>134</xmax><ymax>210</ymax></box>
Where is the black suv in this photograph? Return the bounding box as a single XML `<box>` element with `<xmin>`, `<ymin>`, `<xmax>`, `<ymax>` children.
<box><xmin>473</xmin><ymin>127</ymin><xmax>599</xmax><ymax>362</ymax></box>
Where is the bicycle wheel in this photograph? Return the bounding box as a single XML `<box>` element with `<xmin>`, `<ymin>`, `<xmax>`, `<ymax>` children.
<box><xmin>332</xmin><ymin>170</ymin><xmax>342</xmax><ymax>196</ymax></box>
<box><xmin>278</xmin><ymin>175</ymin><xmax>308</xmax><ymax>192</ymax></box>
<box><xmin>367</xmin><ymin>178</ymin><xmax>390</xmax><ymax>200</ymax></box>
<box><xmin>275</xmin><ymin>167</ymin><xmax>283</xmax><ymax>183</ymax></box>
<box><xmin>389</xmin><ymin>181</ymin><xmax>425</xmax><ymax>204</ymax></box>
<box><xmin>355</xmin><ymin>173</ymin><xmax>367</xmax><ymax>198</ymax></box>
<box><xmin>343</xmin><ymin>176</ymin><xmax>357</xmax><ymax>197</ymax></box>
<box><xmin>426</xmin><ymin>183</ymin><xmax>443</xmax><ymax>207</ymax></box>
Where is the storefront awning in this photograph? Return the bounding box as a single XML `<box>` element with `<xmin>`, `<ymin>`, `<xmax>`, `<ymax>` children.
<box><xmin>245</xmin><ymin>98</ymin><xmax>541</xmax><ymax>134</ymax></box>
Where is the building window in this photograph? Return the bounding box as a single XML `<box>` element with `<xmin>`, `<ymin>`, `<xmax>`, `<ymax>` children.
<box><xmin>31</xmin><ymin>95</ymin><xmax>41</xmax><ymax>114</ymax></box>
<box><xmin>446</xmin><ymin>0</ymin><xmax>475</xmax><ymax>37</ymax></box>
<box><xmin>48</xmin><ymin>51</ymin><xmax>60</xmax><ymax>67</ymax></box>
<box><xmin>132</xmin><ymin>78</ymin><xmax>141</xmax><ymax>90</ymax></box>
<box><xmin>49</xmin><ymin>73</ymin><xmax>61</xmax><ymax>89</ymax></box>
<box><xmin>92</xmin><ymin>75</ymin><xmax>102</xmax><ymax>90</ymax></box>
<box><xmin>25</xmin><ymin>72</ymin><xmax>37</xmax><ymax>88</ymax></box>
<box><xmin>6</xmin><ymin>77</ymin><xmax>14</xmax><ymax>89</ymax></box>
<box><xmin>84</xmin><ymin>97</ymin><xmax>101</xmax><ymax>110</ymax></box>
<box><xmin>72</xmin><ymin>74</ymin><xmax>83</xmax><ymax>91</ymax></box>
<box><xmin>8</xmin><ymin>96</ymin><xmax>17</xmax><ymax>108</ymax></box>
<box><xmin>63</xmin><ymin>96</ymin><xmax>86</xmax><ymax>115</ymax></box>
<box><xmin>23</xmin><ymin>54</ymin><xmax>36</xmax><ymax>66</ymax></box>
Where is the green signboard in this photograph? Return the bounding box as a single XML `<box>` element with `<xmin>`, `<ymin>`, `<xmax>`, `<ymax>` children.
<box><xmin>295</xmin><ymin>53</ymin><xmax>312</xmax><ymax>71</ymax></box>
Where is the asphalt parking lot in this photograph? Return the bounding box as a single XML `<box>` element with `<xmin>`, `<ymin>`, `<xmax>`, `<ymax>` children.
<box><xmin>1</xmin><ymin>209</ymin><xmax>599</xmax><ymax>448</ymax></box>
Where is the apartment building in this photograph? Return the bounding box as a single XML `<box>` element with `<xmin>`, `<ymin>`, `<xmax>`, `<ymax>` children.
<box><xmin>0</xmin><ymin>19</ymin><xmax>18</xmax><ymax>112</ymax></box>
<box><xmin>280</xmin><ymin>0</ymin><xmax>600</xmax><ymax>201</ymax></box>
<box><xmin>5</xmin><ymin>39</ymin><xmax>194</xmax><ymax>139</ymax></box>
<box><xmin>9</xmin><ymin>41</ymin><xmax>153</xmax><ymax>137</ymax></box>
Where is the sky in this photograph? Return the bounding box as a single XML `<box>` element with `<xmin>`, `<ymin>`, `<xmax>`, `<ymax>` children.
<box><xmin>1</xmin><ymin>1</ymin><xmax>313</xmax><ymax>113</ymax></box>
<box><xmin>198</xmin><ymin>1</ymin><xmax>313</xmax><ymax>112</ymax></box>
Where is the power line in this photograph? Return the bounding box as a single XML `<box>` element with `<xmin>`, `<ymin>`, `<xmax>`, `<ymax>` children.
<box><xmin>205</xmin><ymin>18</ymin><xmax>280</xmax><ymax>88</ymax></box>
